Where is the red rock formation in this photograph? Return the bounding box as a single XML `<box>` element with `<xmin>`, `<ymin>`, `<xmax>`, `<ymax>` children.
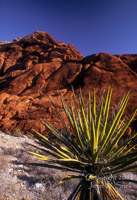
<box><xmin>0</xmin><ymin>31</ymin><xmax>137</xmax><ymax>135</ymax></box>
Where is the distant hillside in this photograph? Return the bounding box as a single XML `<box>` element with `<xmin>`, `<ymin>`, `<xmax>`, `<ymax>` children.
<box><xmin>0</xmin><ymin>31</ymin><xmax>137</xmax><ymax>134</ymax></box>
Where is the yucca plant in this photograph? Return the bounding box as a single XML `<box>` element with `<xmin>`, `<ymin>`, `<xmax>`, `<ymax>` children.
<box><xmin>28</xmin><ymin>87</ymin><xmax>137</xmax><ymax>200</ymax></box>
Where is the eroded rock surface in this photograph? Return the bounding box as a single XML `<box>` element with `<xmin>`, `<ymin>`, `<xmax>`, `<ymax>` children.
<box><xmin>0</xmin><ymin>31</ymin><xmax>137</xmax><ymax>134</ymax></box>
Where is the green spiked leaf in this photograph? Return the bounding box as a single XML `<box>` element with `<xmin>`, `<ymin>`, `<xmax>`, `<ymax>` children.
<box><xmin>27</xmin><ymin>87</ymin><xmax>137</xmax><ymax>200</ymax></box>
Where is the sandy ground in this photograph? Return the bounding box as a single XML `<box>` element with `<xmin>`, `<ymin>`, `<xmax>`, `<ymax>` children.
<box><xmin>0</xmin><ymin>131</ymin><xmax>137</xmax><ymax>200</ymax></box>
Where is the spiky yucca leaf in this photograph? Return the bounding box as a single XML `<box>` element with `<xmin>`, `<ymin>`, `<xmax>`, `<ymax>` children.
<box><xmin>28</xmin><ymin>88</ymin><xmax>137</xmax><ymax>200</ymax></box>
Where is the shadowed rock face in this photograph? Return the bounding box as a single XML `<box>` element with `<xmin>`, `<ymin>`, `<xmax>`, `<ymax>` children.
<box><xmin>0</xmin><ymin>31</ymin><xmax>137</xmax><ymax>134</ymax></box>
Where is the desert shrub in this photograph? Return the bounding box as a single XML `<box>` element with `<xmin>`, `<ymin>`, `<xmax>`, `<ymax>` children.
<box><xmin>28</xmin><ymin>87</ymin><xmax>137</xmax><ymax>200</ymax></box>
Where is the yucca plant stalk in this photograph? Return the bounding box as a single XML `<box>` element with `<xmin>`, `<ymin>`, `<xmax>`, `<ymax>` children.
<box><xmin>28</xmin><ymin>87</ymin><xmax>137</xmax><ymax>200</ymax></box>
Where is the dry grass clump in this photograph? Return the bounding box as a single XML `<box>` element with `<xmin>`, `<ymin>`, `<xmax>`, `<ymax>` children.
<box><xmin>0</xmin><ymin>131</ymin><xmax>78</xmax><ymax>200</ymax></box>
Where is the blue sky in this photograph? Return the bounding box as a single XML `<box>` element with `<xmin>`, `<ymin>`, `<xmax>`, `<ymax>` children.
<box><xmin>0</xmin><ymin>0</ymin><xmax>137</xmax><ymax>56</ymax></box>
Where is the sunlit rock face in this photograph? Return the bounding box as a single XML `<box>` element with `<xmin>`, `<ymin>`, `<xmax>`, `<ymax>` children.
<box><xmin>0</xmin><ymin>31</ymin><xmax>137</xmax><ymax>134</ymax></box>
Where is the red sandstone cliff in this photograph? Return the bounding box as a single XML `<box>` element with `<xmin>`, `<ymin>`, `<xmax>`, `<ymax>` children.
<box><xmin>0</xmin><ymin>31</ymin><xmax>137</xmax><ymax>134</ymax></box>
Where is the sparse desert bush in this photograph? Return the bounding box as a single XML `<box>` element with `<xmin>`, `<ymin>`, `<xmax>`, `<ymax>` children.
<box><xmin>28</xmin><ymin>87</ymin><xmax>137</xmax><ymax>200</ymax></box>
